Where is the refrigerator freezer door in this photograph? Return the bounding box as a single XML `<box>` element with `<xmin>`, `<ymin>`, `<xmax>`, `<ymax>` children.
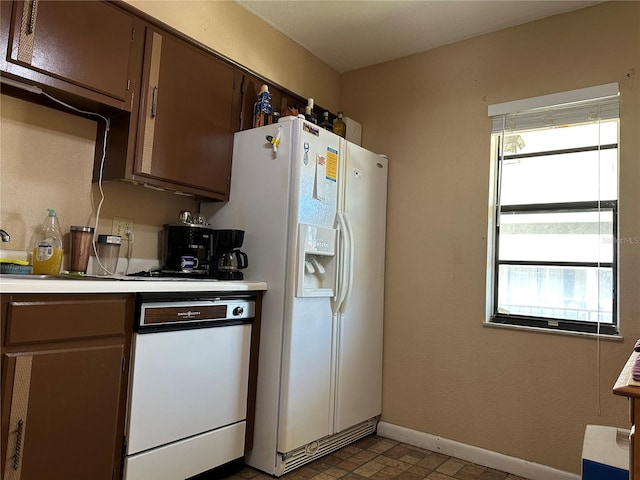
<box><xmin>277</xmin><ymin>297</ymin><xmax>334</xmax><ymax>452</ymax></box>
<box><xmin>334</xmin><ymin>144</ymin><xmax>388</xmax><ymax>433</ymax></box>
<box><xmin>277</xmin><ymin>120</ymin><xmax>341</xmax><ymax>453</ymax></box>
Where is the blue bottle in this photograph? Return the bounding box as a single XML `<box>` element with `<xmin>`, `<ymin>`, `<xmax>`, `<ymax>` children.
<box><xmin>253</xmin><ymin>84</ymin><xmax>273</xmax><ymax>128</ymax></box>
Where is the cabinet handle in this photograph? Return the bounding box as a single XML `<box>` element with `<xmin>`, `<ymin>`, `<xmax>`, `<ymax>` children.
<box><xmin>13</xmin><ymin>419</ymin><xmax>24</xmax><ymax>470</ymax></box>
<box><xmin>27</xmin><ymin>0</ymin><xmax>37</xmax><ymax>35</ymax></box>
<box><xmin>151</xmin><ymin>86</ymin><xmax>158</xmax><ymax>118</ymax></box>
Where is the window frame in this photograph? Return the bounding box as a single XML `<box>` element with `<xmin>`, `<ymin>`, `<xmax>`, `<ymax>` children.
<box><xmin>487</xmin><ymin>114</ymin><xmax>619</xmax><ymax>336</ymax></box>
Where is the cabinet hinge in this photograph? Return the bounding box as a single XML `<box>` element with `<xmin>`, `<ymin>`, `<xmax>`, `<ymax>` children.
<box><xmin>227</xmin><ymin>176</ymin><xmax>230</xmax><ymax>186</ymax></box>
<box><xmin>131</xmin><ymin>28</ymin><xmax>135</xmax><ymax>41</ymax></box>
<box><xmin>126</xmin><ymin>79</ymin><xmax>131</xmax><ymax>91</ymax></box>
<box><xmin>122</xmin><ymin>357</ymin><xmax>126</xmax><ymax>372</ymax></box>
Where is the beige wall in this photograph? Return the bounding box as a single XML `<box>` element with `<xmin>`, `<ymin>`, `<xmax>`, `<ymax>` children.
<box><xmin>340</xmin><ymin>1</ymin><xmax>640</xmax><ymax>474</ymax></box>
<box><xmin>0</xmin><ymin>1</ymin><xmax>338</xmax><ymax>261</ymax></box>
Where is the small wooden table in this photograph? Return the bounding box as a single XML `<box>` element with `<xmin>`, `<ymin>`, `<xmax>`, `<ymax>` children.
<box><xmin>613</xmin><ymin>350</ymin><xmax>640</xmax><ymax>479</ymax></box>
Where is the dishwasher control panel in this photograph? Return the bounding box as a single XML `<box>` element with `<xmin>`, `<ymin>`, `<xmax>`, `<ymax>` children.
<box><xmin>138</xmin><ymin>298</ymin><xmax>255</xmax><ymax>331</ymax></box>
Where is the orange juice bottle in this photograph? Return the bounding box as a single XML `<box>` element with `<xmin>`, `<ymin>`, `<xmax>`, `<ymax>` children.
<box><xmin>32</xmin><ymin>209</ymin><xmax>64</xmax><ymax>275</ymax></box>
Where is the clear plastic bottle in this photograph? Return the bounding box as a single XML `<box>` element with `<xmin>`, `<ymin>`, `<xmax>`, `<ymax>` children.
<box><xmin>333</xmin><ymin>111</ymin><xmax>346</xmax><ymax>138</ymax></box>
<box><xmin>253</xmin><ymin>84</ymin><xmax>273</xmax><ymax>128</ymax></box>
<box><xmin>32</xmin><ymin>208</ymin><xmax>64</xmax><ymax>275</ymax></box>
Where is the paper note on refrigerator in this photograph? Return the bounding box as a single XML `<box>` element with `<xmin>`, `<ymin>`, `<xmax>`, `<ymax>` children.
<box><xmin>326</xmin><ymin>148</ymin><xmax>338</xmax><ymax>182</ymax></box>
<box><xmin>315</xmin><ymin>154</ymin><xmax>326</xmax><ymax>199</ymax></box>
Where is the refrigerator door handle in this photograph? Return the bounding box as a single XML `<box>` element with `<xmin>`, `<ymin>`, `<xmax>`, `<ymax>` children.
<box><xmin>340</xmin><ymin>212</ymin><xmax>355</xmax><ymax>314</ymax></box>
<box><xmin>333</xmin><ymin>213</ymin><xmax>349</xmax><ymax>314</ymax></box>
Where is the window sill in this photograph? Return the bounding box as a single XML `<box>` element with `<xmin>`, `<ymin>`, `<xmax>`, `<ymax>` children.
<box><xmin>483</xmin><ymin>321</ymin><xmax>624</xmax><ymax>341</ymax></box>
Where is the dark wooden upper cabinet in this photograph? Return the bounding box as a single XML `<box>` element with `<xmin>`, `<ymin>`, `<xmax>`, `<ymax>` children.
<box><xmin>133</xmin><ymin>27</ymin><xmax>243</xmax><ymax>200</ymax></box>
<box><xmin>2</xmin><ymin>0</ymin><xmax>140</xmax><ymax>110</ymax></box>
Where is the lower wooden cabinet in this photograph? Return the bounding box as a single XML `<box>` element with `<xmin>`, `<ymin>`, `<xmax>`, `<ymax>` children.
<box><xmin>613</xmin><ymin>350</ymin><xmax>640</xmax><ymax>479</ymax></box>
<box><xmin>1</xmin><ymin>294</ymin><xmax>134</xmax><ymax>480</ymax></box>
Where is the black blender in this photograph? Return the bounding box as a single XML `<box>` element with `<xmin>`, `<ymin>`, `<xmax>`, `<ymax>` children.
<box><xmin>211</xmin><ymin>229</ymin><xmax>249</xmax><ymax>280</ymax></box>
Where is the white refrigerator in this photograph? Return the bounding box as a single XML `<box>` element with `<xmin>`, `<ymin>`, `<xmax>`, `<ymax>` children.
<box><xmin>202</xmin><ymin>116</ymin><xmax>388</xmax><ymax>476</ymax></box>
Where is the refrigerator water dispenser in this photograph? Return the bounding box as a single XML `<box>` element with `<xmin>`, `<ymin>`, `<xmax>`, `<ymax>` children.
<box><xmin>296</xmin><ymin>224</ymin><xmax>336</xmax><ymax>297</ymax></box>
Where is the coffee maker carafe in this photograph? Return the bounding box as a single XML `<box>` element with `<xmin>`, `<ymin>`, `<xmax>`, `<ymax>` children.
<box><xmin>212</xmin><ymin>229</ymin><xmax>249</xmax><ymax>280</ymax></box>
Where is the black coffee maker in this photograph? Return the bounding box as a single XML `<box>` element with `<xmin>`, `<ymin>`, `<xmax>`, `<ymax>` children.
<box><xmin>211</xmin><ymin>229</ymin><xmax>249</xmax><ymax>280</ymax></box>
<box><xmin>161</xmin><ymin>223</ymin><xmax>216</xmax><ymax>276</ymax></box>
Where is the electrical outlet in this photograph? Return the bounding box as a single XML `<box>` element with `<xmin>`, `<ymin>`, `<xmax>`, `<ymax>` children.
<box><xmin>112</xmin><ymin>217</ymin><xmax>134</xmax><ymax>238</ymax></box>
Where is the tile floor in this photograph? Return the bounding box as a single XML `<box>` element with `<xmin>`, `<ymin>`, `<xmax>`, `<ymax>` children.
<box><xmin>224</xmin><ymin>435</ymin><xmax>529</xmax><ymax>480</ymax></box>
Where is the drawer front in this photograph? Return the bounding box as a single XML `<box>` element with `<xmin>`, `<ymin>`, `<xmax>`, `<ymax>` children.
<box><xmin>6</xmin><ymin>296</ymin><xmax>128</xmax><ymax>345</ymax></box>
<box><xmin>123</xmin><ymin>422</ymin><xmax>246</xmax><ymax>480</ymax></box>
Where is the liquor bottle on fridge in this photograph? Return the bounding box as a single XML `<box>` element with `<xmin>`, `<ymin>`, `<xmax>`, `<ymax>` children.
<box><xmin>304</xmin><ymin>98</ymin><xmax>318</xmax><ymax>124</ymax></box>
<box><xmin>333</xmin><ymin>111</ymin><xmax>346</xmax><ymax>138</ymax></box>
<box><xmin>319</xmin><ymin>111</ymin><xmax>332</xmax><ymax>131</ymax></box>
<box><xmin>202</xmin><ymin>116</ymin><xmax>388</xmax><ymax>477</ymax></box>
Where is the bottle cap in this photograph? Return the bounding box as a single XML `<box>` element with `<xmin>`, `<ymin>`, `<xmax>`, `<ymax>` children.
<box><xmin>307</xmin><ymin>98</ymin><xmax>314</xmax><ymax>109</ymax></box>
<box><xmin>260</xmin><ymin>84</ymin><xmax>269</xmax><ymax>94</ymax></box>
<box><xmin>47</xmin><ymin>208</ymin><xmax>57</xmax><ymax>217</ymax></box>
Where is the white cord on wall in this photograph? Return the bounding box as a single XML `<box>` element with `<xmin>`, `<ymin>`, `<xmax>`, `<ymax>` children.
<box><xmin>124</xmin><ymin>229</ymin><xmax>134</xmax><ymax>275</ymax></box>
<box><xmin>0</xmin><ymin>76</ymin><xmax>118</xmax><ymax>276</ymax></box>
<box><xmin>38</xmin><ymin>91</ymin><xmax>115</xmax><ymax>275</ymax></box>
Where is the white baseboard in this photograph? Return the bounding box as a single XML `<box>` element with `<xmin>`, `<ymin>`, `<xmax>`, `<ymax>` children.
<box><xmin>376</xmin><ymin>422</ymin><xmax>580</xmax><ymax>480</ymax></box>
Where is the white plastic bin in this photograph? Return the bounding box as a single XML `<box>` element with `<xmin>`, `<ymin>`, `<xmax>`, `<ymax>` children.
<box><xmin>582</xmin><ymin>425</ymin><xmax>630</xmax><ymax>480</ymax></box>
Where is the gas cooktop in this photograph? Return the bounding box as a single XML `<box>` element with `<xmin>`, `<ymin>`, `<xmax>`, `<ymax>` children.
<box><xmin>126</xmin><ymin>269</ymin><xmax>218</xmax><ymax>280</ymax></box>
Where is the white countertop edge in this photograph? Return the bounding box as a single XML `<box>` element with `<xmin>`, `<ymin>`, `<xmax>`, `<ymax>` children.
<box><xmin>0</xmin><ymin>278</ymin><xmax>268</xmax><ymax>294</ymax></box>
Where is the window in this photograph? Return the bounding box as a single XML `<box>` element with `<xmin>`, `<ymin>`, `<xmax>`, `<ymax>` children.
<box><xmin>487</xmin><ymin>84</ymin><xmax>619</xmax><ymax>335</ymax></box>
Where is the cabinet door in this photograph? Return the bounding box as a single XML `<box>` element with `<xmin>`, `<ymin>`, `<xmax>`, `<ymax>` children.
<box><xmin>135</xmin><ymin>27</ymin><xmax>243</xmax><ymax>200</ymax></box>
<box><xmin>2</xmin><ymin>345</ymin><xmax>124</xmax><ymax>480</ymax></box>
<box><xmin>4</xmin><ymin>0</ymin><xmax>135</xmax><ymax>107</ymax></box>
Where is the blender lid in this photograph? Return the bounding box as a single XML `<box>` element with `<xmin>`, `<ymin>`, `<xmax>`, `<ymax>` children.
<box><xmin>70</xmin><ymin>226</ymin><xmax>95</xmax><ymax>232</ymax></box>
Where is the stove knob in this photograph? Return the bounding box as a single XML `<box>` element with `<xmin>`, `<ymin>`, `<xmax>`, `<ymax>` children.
<box><xmin>233</xmin><ymin>306</ymin><xmax>244</xmax><ymax>316</ymax></box>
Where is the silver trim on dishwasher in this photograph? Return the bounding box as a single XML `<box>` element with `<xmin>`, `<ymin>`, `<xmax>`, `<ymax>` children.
<box><xmin>139</xmin><ymin>300</ymin><xmax>255</xmax><ymax>328</ymax></box>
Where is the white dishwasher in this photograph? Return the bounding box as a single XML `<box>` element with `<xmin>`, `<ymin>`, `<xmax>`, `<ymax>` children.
<box><xmin>123</xmin><ymin>294</ymin><xmax>255</xmax><ymax>480</ymax></box>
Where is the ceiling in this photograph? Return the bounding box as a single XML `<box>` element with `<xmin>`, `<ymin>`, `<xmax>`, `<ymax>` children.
<box><xmin>235</xmin><ymin>0</ymin><xmax>602</xmax><ymax>73</ymax></box>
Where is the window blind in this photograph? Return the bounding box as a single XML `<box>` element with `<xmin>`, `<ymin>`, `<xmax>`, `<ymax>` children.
<box><xmin>489</xmin><ymin>83</ymin><xmax>619</xmax><ymax>134</ymax></box>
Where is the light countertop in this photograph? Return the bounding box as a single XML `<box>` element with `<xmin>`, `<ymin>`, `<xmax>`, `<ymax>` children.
<box><xmin>0</xmin><ymin>275</ymin><xmax>268</xmax><ymax>294</ymax></box>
